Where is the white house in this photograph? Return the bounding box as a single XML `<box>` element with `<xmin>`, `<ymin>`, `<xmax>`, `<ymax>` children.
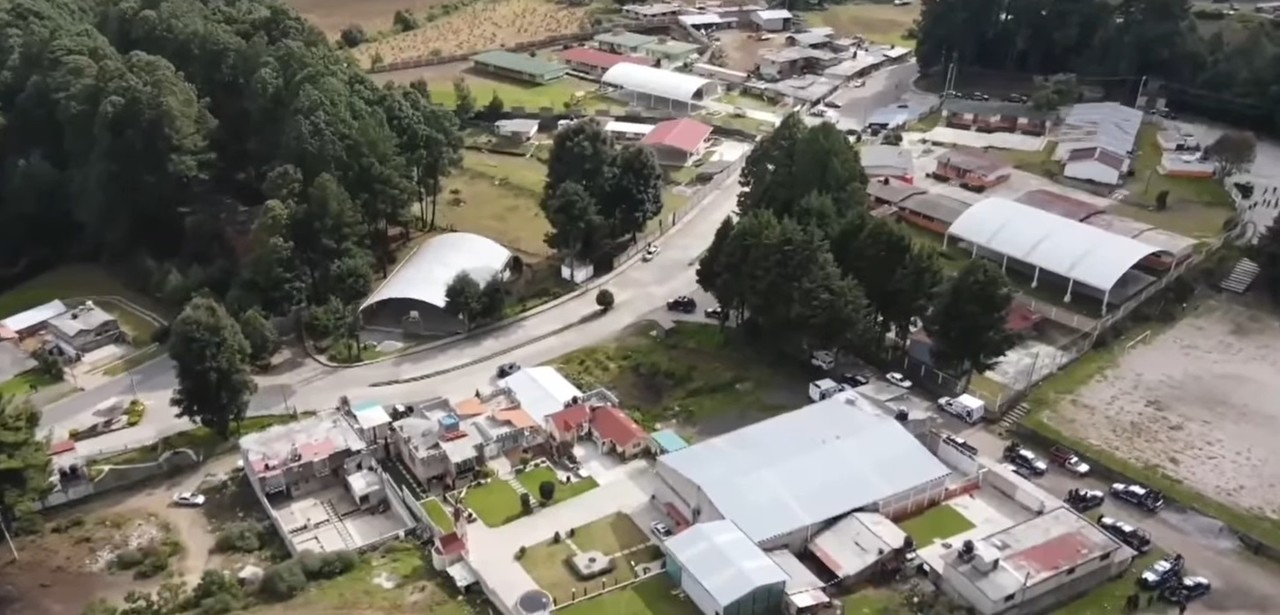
<box><xmin>1062</xmin><ymin>146</ymin><xmax>1129</xmax><ymax>185</ymax></box>
<box><xmin>751</xmin><ymin>8</ymin><xmax>793</xmax><ymax>31</ymax></box>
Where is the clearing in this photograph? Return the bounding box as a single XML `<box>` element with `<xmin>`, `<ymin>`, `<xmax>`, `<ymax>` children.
<box><xmin>462</xmin><ymin>479</ymin><xmax>524</xmax><ymax>526</ymax></box>
<box><xmin>569</xmin><ymin>513</ymin><xmax>651</xmax><ymax>555</ymax></box>
<box><xmin>1124</xmin><ymin>124</ymin><xmax>1234</xmax><ymax>235</ymax></box>
<box><xmin>517</xmin><ymin>466</ymin><xmax>599</xmax><ymax>504</ymax></box>
<box><xmin>353</xmin><ymin>0</ymin><xmax>590</xmax><ymax>67</ymax></box>
<box><xmin>799</xmin><ymin>3</ymin><xmax>920</xmax><ymax>48</ymax></box>
<box><xmin>1028</xmin><ymin>297</ymin><xmax>1280</xmax><ymax>547</ymax></box>
<box><xmin>519</xmin><ymin>537</ymin><xmax>638</xmax><ymax>603</ymax></box>
<box><xmin>897</xmin><ymin>504</ymin><xmax>975</xmax><ymax>547</ymax></box>
<box><xmin>439</xmin><ymin>151</ymin><xmax>554</xmax><ymax>261</ymax></box>
<box><xmin>717</xmin><ymin>30</ymin><xmax>786</xmax><ymax>73</ymax></box>
<box><xmin>553</xmin><ymin>322</ymin><xmax>810</xmax><ymax>441</ymax></box>
<box><xmin>554</xmin><ymin>576</ymin><xmax>701</xmax><ymax>615</ymax></box>
<box><xmin>430</xmin><ymin>71</ymin><xmax>599</xmax><ymax>111</ymax></box>
<box><xmin>284</xmin><ymin>0</ymin><xmax>453</xmax><ymax>36</ymax></box>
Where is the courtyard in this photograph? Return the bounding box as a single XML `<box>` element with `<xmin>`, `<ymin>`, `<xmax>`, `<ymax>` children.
<box><xmin>897</xmin><ymin>504</ymin><xmax>975</xmax><ymax>547</ymax></box>
<box><xmin>554</xmin><ymin>576</ymin><xmax>700</xmax><ymax>615</ymax></box>
<box><xmin>517</xmin><ymin>511</ymin><xmax>663</xmax><ymax>604</ymax></box>
<box><xmin>1027</xmin><ymin>297</ymin><xmax>1280</xmax><ymax>548</ymax></box>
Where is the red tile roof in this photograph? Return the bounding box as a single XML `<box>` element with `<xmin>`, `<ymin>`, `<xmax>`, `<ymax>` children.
<box><xmin>590</xmin><ymin>406</ymin><xmax>647</xmax><ymax>447</ymax></box>
<box><xmin>547</xmin><ymin>403</ymin><xmax>592</xmax><ymax>433</ymax></box>
<box><xmin>641</xmin><ymin>118</ymin><xmax>713</xmax><ymax>155</ymax></box>
<box><xmin>560</xmin><ymin>47</ymin><xmax>649</xmax><ymax>70</ymax></box>
<box><xmin>437</xmin><ymin>532</ymin><xmax>467</xmax><ymax>556</ymax></box>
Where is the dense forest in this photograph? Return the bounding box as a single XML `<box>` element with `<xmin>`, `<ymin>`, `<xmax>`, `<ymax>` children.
<box><xmin>914</xmin><ymin>0</ymin><xmax>1280</xmax><ymax>132</ymax></box>
<box><xmin>0</xmin><ymin>0</ymin><xmax>462</xmax><ymax>317</ymax></box>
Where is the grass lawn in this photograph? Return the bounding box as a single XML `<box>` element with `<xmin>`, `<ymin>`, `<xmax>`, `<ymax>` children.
<box><xmin>570</xmin><ymin>513</ymin><xmax>651</xmax><ymax>555</ymax></box>
<box><xmin>101</xmin><ymin>345</ymin><xmax>166</xmax><ymax>377</ymax></box>
<box><xmin>92</xmin><ymin>414</ymin><xmax>303</xmax><ymax>466</ymax></box>
<box><xmin>555</xmin><ymin>576</ymin><xmax>701</xmax><ymax>615</ymax></box>
<box><xmin>0</xmin><ymin>370</ymin><xmax>59</xmax><ymax>399</ymax></box>
<box><xmin>422</xmin><ymin>498</ymin><xmax>455</xmax><ymax>534</ymax></box>
<box><xmin>994</xmin><ymin>142</ymin><xmax>1063</xmax><ymax>178</ymax></box>
<box><xmin>799</xmin><ymin>3</ymin><xmax>920</xmax><ymax>48</ymax></box>
<box><xmin>720</xmin><ymin>92</ymin><xmax>781</xmax><ymax>112</ymax></box>
<box><xmin>841</xmin><ymin>588</ymin><xmax>901</xmax><ymax>614</ymax></box>
<box><xmin>1123</xmin><ymin>124</ymin><xmax>1233</xmax><ymax>237</ymax></box>
<box><xmin>462</xmin><ymin>479</ymin><xmax>525</xmax><ymax>526</ymax></box>
<box><xmin>1049</xmin><ymin>551</ymin><xmax>1162</xmax><ymax>614</ymax></box>
<box><xmin>554</xmin><ymin>322</ymin><xmax>807</xmax><ymax>437</ymax></box>
<box><xmin>897</xmin><ymin>504</ymin><xmax>975</xmax><ymax>546</ymax></box>
<box><xmin>243</xmin><ymin>542</ymin><xmax>476</xmax><ymax>615</ymax></box>
<box><xmin>520</xmin><ymin>538</ymin><xmax>638</xmax><ymax>601</ymax></box>
<box><xmin>968</xmin><ymin>372</ymin><xmax>1009</xmax><ymax>404</ymax></box>
<box><xmin>431</xmin><ymin>73</ymin><xmax>597</xmax><ymax>111</ymax></box>
<box><xmin>908</xmin><ymin>110</ymin><xmax>942</xmax><ymax>131</ymax></box>
<box><xmin>0</xmin><ymin>264</ymin><xmax>170</xmax><ymax>322</ymax></box>
<box><xmin>439</xmin><ymin>152</ymin><xmax>554</xmax><ymax>260</ymax></box>
<box><xmin>696</xmin><ymin>111</ymin><xmax>774</xmax><ymax>135</ymax></box>
<box><xmin>518</xmin><ymin>466</ymin><xmax>599</xmax><ymax>506</ymax></box>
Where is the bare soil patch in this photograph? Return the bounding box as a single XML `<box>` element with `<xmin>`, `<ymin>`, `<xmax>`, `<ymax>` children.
<box><xmin>283</xmin><ymin>0</ymin><xmax>452</xmax><ymax>36</ymax></box>
<box><xmin>1046</xmin><ymin>298</ymin><xmax>1280</xmax><ymax>517</ymax></box>
<box><xmin>354</xmin><ymin>0</ymin><xmax>590</xmax><ymax>67</ymax></box>
<box><xmin>718</xmin><ymin>30</ymin><xmax>783</xmax><ymax>73</ymax></box>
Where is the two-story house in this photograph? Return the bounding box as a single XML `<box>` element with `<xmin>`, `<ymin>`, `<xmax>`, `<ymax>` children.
<box><xmin>46</xmin><ymin>301</ymin><xmax>122</xmax><ymax>360</ymax></box>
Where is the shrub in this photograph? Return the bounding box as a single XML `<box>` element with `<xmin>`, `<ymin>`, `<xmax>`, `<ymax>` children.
<box><xmin>538</xmin><ymin>480</ymin><xmax>556</xmax><ymax>503</ymax></box>
<box><xmin>134</xmin><ymin>554</ymin><xmax>170</xmax><ymax>579</ymax></box>
<box><xmin>595</xmin><ymin>288</ymin><xmax>614</xmax><ymax>311</ymax></box>
<box><xmin>515</xmin><ymin>545</ymin><xmax>527</xmax><ymax>559</ymax></box>
<box><xmin>261</xmin><ymin>560</ymin><xmax>308</xmax><ymax>600</ymax></box>
<box><xmin>215</xmin><ymin>522</ymin><xmax>263</xmax><ymax>553</ymax></box>
<box><xmin>567</xmin><ymin>527</ymin><xmax>575</xmax><ymax>538</ymax></box>
<box><xmin>113</xmin><ymin>548</ymin><xmax>145</xmax><ymax>570</ymax></box>
<box><xmin>196</xmin><ymin>593</ymin><xmax>239</xmax><ymax>615</ymax></box>
<box><xmin>125</xmin><ymin>401</ymin><xmax>145</xmax><ymax>427</ymax></box>
<box><xmin>552</xmin><ymin>531</ymin><xmax>562</xmax><ymax>543</ymax></box>
<box><xmin>297</xmin><ymin>550</ymin><xmax>359</xmax><ymax>581</ymax></box>
<box><xmin>520</xmin><ymin>492</ymin><xmax>533</xmax><ymax>513</ymax></box>
<box><xmin>339</xmin><ymin>24</ymin><xmax>367</xmax><ymax>48</ymax></box>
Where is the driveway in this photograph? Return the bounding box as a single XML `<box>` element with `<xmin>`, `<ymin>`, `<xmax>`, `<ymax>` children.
<box><xmin>829</xmin><ymin>62</ymin><xmax>933</xmax><ymax>128</ymax></box>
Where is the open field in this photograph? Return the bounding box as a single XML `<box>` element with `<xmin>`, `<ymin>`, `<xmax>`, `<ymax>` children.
<box><xmin>841</xmin><ymin>588</ymin><xmax>900</xmax><ymax>614</ymax></box>
<box><xmin>439</xmin><ymin>152</ymin><xmax>554</xmax><ymax>261</ymax></box>
<box><xmin>799</xmin><ymin>3</ymin><xmax>920</xmax><ymax>48</ymax></box>
<box><xmin>897</xmin><ymin>504</ymin><xmax>974</xmax><ymax>547</ymax></box>
<box><xmin>554</xmin><ymin>576</ymin><xmax>701</xmax><ymax>615</ymax></box>
<box><xmin>1126</xmin><ymin>124</ymin><xmax>1234</xmax><ymax>228</ymax></box>
<box><xmin>353</xmin><ymin>0</ymin><xmax>590</xmax><ymax>67</ymax></box>
<box><xmin>0</xmin><ymin>369</ymin><xmax>58</xmax><ymax>398</ymax></box>
<box><xmin>570</xmin><ymin>513</ymin><xmax>650</xmax><ymax>555</ymax></box>
<box><xmin>284</xmin><ymin>0</ymin><xmax>454</xmax><ymax>36</ymax></box>
<box><xmin>554</xmin><ymin>322</ymin><xmax>809</xmax><ymax>441</ymax></box>
<box><xmin>462</xmin><ymin>479</ymin><xmax>524</xmax><ymax>526</ymax></box>
<box><xmin>430</xmin><ymin>71</ymin><xmax>599</xmax><ymax>111</ymax></box>
<box><xmin>1028</xmin><ymin>297</ymin><xmax>1280</xmax><ymax>547</ymax></box>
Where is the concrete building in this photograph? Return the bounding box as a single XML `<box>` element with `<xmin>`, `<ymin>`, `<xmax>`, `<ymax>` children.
<box><xmin>930</xmin><ymin>507</ymin><xmax>1135</xmax><ymax>614</ymax></box>
<box><xmin>1062</xmin><ymin>146</ymin><xmax>1129</xmax><ymax>185</ymax></box>
<box><xmin>494</xmin><ymin>118</ymin><xmax>540</xmax><ymax>142</ymax></box>
<box><xmin>787</xmin><ymin>31</ymin><xmax>831</xmax><ymax>49</ymax></box>
<box><xmin>559</xmin><ymin>47</ymin><xmax>651</xmax><ymax>77</ymax></box>
<box><xmin>654</xmin><ymin>393</ymin><xmax>952</xmax><ymax>550</ymax></box>
<box><xmin>391</xmin><ymin>394</ymin><xmax>538</xmax><ymax>490</ymax></box>
<box><xmin>640</xmin><ymin>117</ymin><xmax>713</xmax><ymax>167</ymax></box>
<box><xmin>895</xmin><ymin>192</ymin><xmax>973</xmax><ymax>235</ymax></box>
<box><xmin>640</xmin><ymin>38</ymin><xmax>701</xmax><ymax>67</ymax></box>
<box><xmin>601</xmin><ymin>120</ymin><xmax>654</xmax><ymax>141</ymax></box>
<box><xmin>861</xmin><ymin>145</ymin><xmax>914</xmax><ymax>182</ymax></box>
<box><xmin>932</xmin><ymin>149</ymin><xmax>1013</xmax><ymax>191</ymax></box>
<box><xmin>679</xmin><ymin>13</ymin><xmax>737</xmax><ymax>34</ymax></box>
<box><xmin>594</xmin><ymin>30</ymin><xmax>659</xmax><ymax>55</ymax></box>
<box><xmin>499</xmin><ymin>365</ymin><xmax>584</xmax><ymax>426</ymax></box>
<box><xmin>470</xmin><ymin>50</ymin><xmax>569</xmax><ymax>84</ymax></box>
<box><xmin>46</xmin><ymin>301</ymin><xmax>122</xmax><ymax>358</ymax></box>
<box><xmin>942</xmin><ymin>100</ymin><xmax>1052</xmax><ymax>136</ymax></box>
<box><xmin>751</xmin><ymin>8</ymin><xmax>793</xmax><ymax>31</ymax></box>
<box><xmin>809</xmin><ymin>512</ymin><xmax>909</xmax><ymax>584</ymax></box>
<box><xmin>0</xmin><ymin>340</ymin><xmax>36</xmax><ymax>383</ymax></box>
<box><xmin>663</xmin><ymin>520</ymin><xmax>789</xmax><ymax>615</ymax></box>
<box><xmin>621</xmin><ymin>2</ymin><xmax>683</xmax><ymax>21</ymax></box>
<box><xmin>0</xmin><ymin>299</ymin><xmax>68</xmax><ymax>339</ymax></box>
<box><xmin>759</xmin><ymin>47</ymin><xmax>837</xmax><ymax>80</ymax></box>
<box><xmin>1053</xmin><ymin>102</ymin><xmax>1142</xmax><ymax>162</ymax></box>
<box><xmin>240</xmin><ymin>413</ymin><xmax>415</xmax><ymax>554</ymax></box>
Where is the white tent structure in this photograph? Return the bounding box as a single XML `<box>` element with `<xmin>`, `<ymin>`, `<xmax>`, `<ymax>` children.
<box><xmin>601</xmin><ymin>63</ymin><xmax>719</xmax><ymax>112</ymax></box>
<box><xmin>359</xmin><ymin>232</ymin><xmax>512</xmax><ymax>329</ymax></box>
<box><xmin>945</xmin><ymin>198</ymin><xmax>1162</xmax><ymax>312</ymax></box>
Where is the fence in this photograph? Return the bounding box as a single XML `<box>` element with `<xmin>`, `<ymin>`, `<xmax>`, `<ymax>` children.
<box><xmin>550</xmin><ymin>567</ymin><xmax>667</xmax><ymax>610</ymax></box>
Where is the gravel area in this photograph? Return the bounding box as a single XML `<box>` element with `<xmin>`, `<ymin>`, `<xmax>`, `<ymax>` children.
<box><xmin>1047</xmin><ymin>298</ymin><xmax>1280</xmax><ymax>518</ymax></box>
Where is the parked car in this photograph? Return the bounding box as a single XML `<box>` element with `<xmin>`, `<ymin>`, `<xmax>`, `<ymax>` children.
<box><xmin>1050</xmin><ymin>445</ymin><xmax>1091</xmax><ymax>476</ymax></box>
<box><xmin>1097</xmin><ymin>515</ymin><xmax>1152</xmax><ymax>553</ymax></box>
<box><xmin>497</xmin><ymin>362</ymin><xmax>521</xmax><ymax>378</ymax></box>
<box><xmin>1111</xmin><ymin>482</ymin><xmax>1166</xmax><ymax>512</ymax></box>
<box><xmin>172</xmin><ymin>492</ymin><xmax>206</xmax><ymax>507</ymax></box>
<box><xmin>885</xmin><ymin>372</ymin><xmax>913</xmax><ymax>388</ymax></box>
<box><xmin>1065</xmin><ymin>488</ymin><xmax>1106</xmax><ymax>513</ymax></box>
<box><xmin>851</xmin><ymin>79</ymin><xmax>866</xmax><ymax>88</ymax></box>
<box><xmin>1003</xmin><ymin>442</ymin><xmax>1048</xmax><ymax>476</ymax></box>
<box><xmin>732</xmin><ymin>106</ymin><xmax>747</xmax><ymax>117</ymax></box>
<box><xmin>1003</xmin><ymin>93</ymin><xmax>1029</xmax><ymax>103</ymax></box>
<box><xmin>643</xmin><ymin>243</ymin><xmax>660</xmax><ymax>261</ymax></box>
<box><xmin>823</xmin><ymin>98</ymin><xmax>841</xmax><ymax>108</ymax></box>
<box><xmin>810</xmin><ymin>350</ymin><xmax>836</xmax><ymax>371</ymax></box>
<box><xmin>808</xmin><ymin>106</ymin><xmax>827</xmax><ymax>117</ymax></box>
<box><xmin>1160</xmin><ymin>576</ymin><xmax>1211</xmax><ymax>603</ymax></box>
<box><xmin>968</xmin><ymin>91</ymin><xmax>990</xmax><ymax>101</ymax></box>
<box><xmin>1138</xmin><ymin>553</ymin><xmax>1185</xmax><ymax>590</ymax></box>
<box><xmin>651</xmin><ymin>521</ymin><xmax>673</xmax><ymax>539</ymax></box>
<box><xmin>839</xmin><ymin>372</ymin><xmax>870</xmax><ymax>387</ymax></box>
<box><xmin>667</xmin><ymin>296</ymin><xmax>697</xmax><ymax>313</ymax></box>
<box><xmin>704</xmin><ymin>305</ymin><xmax>724</xmax><ymax>320</ymax></box>
<box><xmin>942</xmin><ymin>433</ymin><xmax>978</xmax><ymax>456</ymax></box>
<box><xmin>1001</xmin><ymin>463</ymin><xmax>1033</xmax><ymax>479</ymax></box>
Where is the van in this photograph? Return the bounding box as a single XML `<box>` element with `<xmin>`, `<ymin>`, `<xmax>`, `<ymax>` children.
<box><xmin>936</xmin><ymin>394</ymin><xmax>986</xmax><ymax>423</ymax></box>
<box><xmin>809</xmin><ymin>379</ymin><xmax>847</xmax><ymax>402</ymax></box>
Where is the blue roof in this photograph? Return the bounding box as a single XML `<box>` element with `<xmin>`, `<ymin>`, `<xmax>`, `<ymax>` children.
<box><xmin>651</xmin><ymin>429</ymin><xmax>689</xmax><ymax>453</ymax></box>
<box><xmin>355</xmin><ymin>403</ymin><xmax>383</xmax><ymax>413</ymax></box>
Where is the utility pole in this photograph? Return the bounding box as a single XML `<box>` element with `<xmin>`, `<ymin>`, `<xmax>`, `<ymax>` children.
<box><xmin>1134</xmin><ymin>75</ymin><xmax>1149</xmax><ymax>108</ymax></box>
<box><xmin>1</xmin><ymin>511</ymin><xmax>18</xmax><ymax>561</ymax></box>
<box><xmin>128</xmin><ymin>369</ymin><xmax>140</xmax><ymax>401</ymax></box>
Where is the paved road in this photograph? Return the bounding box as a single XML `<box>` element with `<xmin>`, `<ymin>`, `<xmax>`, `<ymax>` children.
<box><xmin>41</xmin><ymin>167</ymin><xmax>745</xmax><ymax>439</ymax></box>
<box><xmin>829</xmin><ymin>61</ymin><xmax>930</xmax><ymax>128</ymax></box>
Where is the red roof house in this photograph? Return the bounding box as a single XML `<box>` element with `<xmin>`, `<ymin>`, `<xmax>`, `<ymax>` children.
<box><xmin>641</xmin><ymin>118</ymin><xmax>713</xmax><ymax>167</ymax></box>
<box><xmin>560</xmin><ymin>47</ymin><xmax>652</xmax><ymax>76</ymax></box>
<box><xmin>589</xmin><ymin>406</ymin><xmax>649</xmax><ymax>459</ymax></box>
<box><xmin>545</xmin><ymin>403</ymin><xmax>592</xmax><ymax>443</ymax></box>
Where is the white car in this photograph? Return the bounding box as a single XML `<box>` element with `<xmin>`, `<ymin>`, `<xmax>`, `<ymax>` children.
<box><xmin>643</xmin><ymin>243</ymin><xmax>659</xmax><ymax>261</ymax></box>
<box><xmin>885</xmin><ymin>372</ymin><xmax>913</xmax><ymax>388</ymax></box>
<box><xmin>851</xmin><ymin>79</ymin><xmax>866</xmax><ymax>88</ymax></box>
<box><xmin>172</xmin><ymin>492</ymin><xmax>206</xmax><ymax>507</ymax></box>
<box><xmin>651</xmin><ymin>521</ymin><xmax>673</xmax><ymax>539</ymax></box>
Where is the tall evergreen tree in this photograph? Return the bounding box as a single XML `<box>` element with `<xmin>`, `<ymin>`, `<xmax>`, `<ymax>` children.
<box><xmin>926</xmin><ymin>260</ymin><xmax>1017</xmax><ymax>375</ymax></box>
<box><xmin>169</xmin><ymin>297</ymin><xmax>258</xmax><ymax>439</ymax></box>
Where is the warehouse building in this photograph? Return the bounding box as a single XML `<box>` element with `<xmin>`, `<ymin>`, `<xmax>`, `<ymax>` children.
<box><xmin>663</xmin><ymin>521</ymin><xmax>789</xmax><ymax>615</ymax></box>
<box><xmin>470</xmin><ymin>50</ymin><xmax>568</xmax><ymax>84</ymax></box>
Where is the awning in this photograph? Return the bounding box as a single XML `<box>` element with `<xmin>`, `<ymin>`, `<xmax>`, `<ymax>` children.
<box><xmin>447</xmin><ymin>560</ymin><xmax>478</xmax><ymax>588</ymax></box>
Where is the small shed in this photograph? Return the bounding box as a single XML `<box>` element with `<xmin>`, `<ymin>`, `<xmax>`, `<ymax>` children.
<box><xmin>751</xmin><ymin>8</ymin><xmax>793</xmax><ymax>31</ymax></box>
<box><xmin>650</xmin><ymin>429</ymin><xmax>690</xmax><ymax>455</ymax></box>
<box><xmin>1063</xmin><ymin>146</ymin><xmax>1129</xmax><ymax>185</ymax></box>
<box><xmin>495</xmin><ymin>119</ymin><xmax>540</xmax><ymax>142</ymax></box>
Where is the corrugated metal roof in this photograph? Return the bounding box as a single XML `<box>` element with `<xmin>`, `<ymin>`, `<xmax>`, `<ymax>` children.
<box><xmin>1</xmin><ymin>299</ymin><xmax>68</xmax><ymax>333</ymax></box>
<box><xmin>360</xmin><ymin>232</ymin><xmax>512</xmax><ymax>313</ymax></box>
<box><xmin>754</xmin><ymin>8</ymin><xmax>793</xmax><ymax>19</ymax></box>
<box><xmin>602</xmin><ymin>63</ymin><xmax>713</xmax><ymax>103</ymax></box>
<box><xmin>664</xmin><ymin>520</ymin><xmax>788</xmax><ymax>606</ymax></box>
<box><xmin>594</xmin><ymin>31</ymin><xmax>658</xmax><ymax>48</ymax></box>
<box><xmin>896</xmin><ymin>193</ymin><xmax>971</xmax><ymax>223</ymax></box>
<box><xmin>947</xmin><ymin>198</ymin><xmax>1162</xmax><ymax>292</ymax></box>
<box><xmin>809</xmin><ymin>512</ymin><xmax>906</xmax><ymax>578</ymax></box>
<box><xmin>501</xmin><ymin>366</ymin><xmax>582</xmax><ymax>424</ymax></box>
<box><xmin>656</xmin><ymin>394</ymin><xmax>952</xmax><ymax>543</ymax></box>
<box><xmin>470</xmin><ymin>50</ymin><xmax>568</xmax><ymax>78</ymax></box>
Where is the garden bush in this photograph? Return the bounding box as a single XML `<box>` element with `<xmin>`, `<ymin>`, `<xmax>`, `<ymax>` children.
<box><xmin>113</xmin><ymin>548</ymin><xmax>145</xmax><ymax>570</ymax></box>
<box><xmin>214</xmin><ymin>522</ymin><xmax>264</xmax><ymax>553</ymax></box>
<box><xmin>260</xmin><ymin>560</ymin><xmax>308</xmax><ymax>600</ymax></box>
<box><xmin>297</xmin><ymin>550</ymin><xmax>359</xmax><ymax>581</ymax></box>
<box><xmin>134</xmin><ymin>553</ymin><xmax>170</xmax><ymax>579</ymax></box>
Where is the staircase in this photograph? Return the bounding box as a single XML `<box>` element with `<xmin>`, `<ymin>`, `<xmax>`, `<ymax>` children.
<box><xmin>1220</xmin><ymin>258</ymin><xmax>1261</xmax><ymax>294</ymax></box>
<box><xmin>999</xmin><ymin>403</ymin><xmax>1032</xmax><ymax>430</ymax></box>
<box><xmin>322</xmin><ymin>499</ymin><xmax>357</xmax><ymax>549</ymax></box>
<box><xmin>507</xmin><ymin>477</ymin><xmax>528</xmax><ymax>498</ymax></box>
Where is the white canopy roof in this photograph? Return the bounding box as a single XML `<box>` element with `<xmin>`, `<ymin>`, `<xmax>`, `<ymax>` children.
<box><xmin>360</xmin><ymin>232</ymin><xmax>512</xmax><ymax>312</ymax></box>
<box><xmin>947</xmin><ymin>198</ymin><xmax>1162</xmax><ymax>292</ymax></box>
<box><xmin>602</xmin><ymin>63</ymin><xmax>713</xmax><ymax>103</ymax></box>
<box><xmin>501</xmin><ymin>366</ymin><xmax>583</xmax><ymax>424</ymax></box>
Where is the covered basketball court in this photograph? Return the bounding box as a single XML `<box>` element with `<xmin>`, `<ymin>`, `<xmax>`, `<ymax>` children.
<box><xmin>600</xmin><ymin>63</ymin><xmax>720</xmax><ymax>112</ymax></box>
<box><xmin>944</xmin><ymin>198</ymin><xmax>1163</xmax><ymax>314</ymax></box>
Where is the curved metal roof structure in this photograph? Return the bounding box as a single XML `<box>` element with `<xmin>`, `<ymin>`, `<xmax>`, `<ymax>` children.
<box><xmin>947</xmin><ymin>198</ymin><xmax>1162</xmax><ymax>292</ymax></box>
<box><xmin>601</xmin><ymin>63</ymin><xmax>714</xmax><ymax>103</ymax></box>
<box><xmin>360</xmin><ymin>232</ymin><xmax>512</xmax><ymax>312</ymax></box>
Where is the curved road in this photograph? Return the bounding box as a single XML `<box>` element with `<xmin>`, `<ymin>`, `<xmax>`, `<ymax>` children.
<box><xmin>40</xmin><ymin>167</ymin><xmax>744</xmax><ymax>437</ymax></box>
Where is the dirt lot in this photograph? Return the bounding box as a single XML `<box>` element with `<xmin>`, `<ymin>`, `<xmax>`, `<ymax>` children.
<box><xmin>798</xmin><ymin>3</ymin><xmax>920</xmax><ymax>47</ymax></box>
<box><xmin>353</xmin><ymin>0</ymin><xmax>591</xmax><ymax>67</ymax></box>
<box><xmin>718</xmin><ymin>30</ymin><xmax>783</xmax><ymax>73</ymax></box>
<box><xmin>1046</xmin><ymin>298</ymin><xmax>1280</xmax><ymax>518</ymax></box>
<box><xmin>284</xmin><ymin>0</ymin><xmax>452</xmax><ymax>36</ymax></box>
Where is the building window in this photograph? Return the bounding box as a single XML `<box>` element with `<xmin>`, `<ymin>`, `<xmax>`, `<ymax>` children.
<box><xmin>1066</xmin><ymin>566</ymin><xmax>1077</xmax><ymax>575</ymax></box>
<box><xmin>1004</xmin><ymin>594</ymin><xmax>1016</xmax><ymax>603</ymax></box>
<box><xmin>1099</xmin><ymin>552</ymin><xmax>1112</xmax><ymax>562</ymax></box>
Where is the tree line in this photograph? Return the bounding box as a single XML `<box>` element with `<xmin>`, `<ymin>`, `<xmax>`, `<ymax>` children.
<box><xmin>697</xmin><ymin>114</ymin><xmax>1017</xmax><ymax>377</ymax></box>
<box><xmin>914</xmin><ymin>0</ymin><xmax>1280</xmax><ymax>133</ymax></box>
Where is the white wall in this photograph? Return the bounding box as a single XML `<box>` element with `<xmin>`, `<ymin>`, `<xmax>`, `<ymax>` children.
<box><xmin>1063</xmin><ymin>160</ymin><xmax>1121</xmax><ymax>185</ymax></box>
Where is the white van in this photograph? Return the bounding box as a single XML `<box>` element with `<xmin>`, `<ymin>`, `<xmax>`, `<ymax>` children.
<box><xmin>936</xmin><ymin>394</ymin><xmax>986</xmax><ymax>423</ymax></box>
<box><xmin>809</xmin><ymin>379</ymin><xmax>847</xmax><ymax>402</ymax></box>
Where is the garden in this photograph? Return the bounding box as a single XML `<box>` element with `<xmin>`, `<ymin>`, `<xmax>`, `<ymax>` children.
<box><xmin>517</xmin><ymin>511</ymin><xmax>664</xmax><ymax>604</ymax></box>
<box><xmin>516</xmin><ymin>466</ymin><xmax>598</xmax><ymax>505</ymax></box>
<box><xmin>896</xmin><ymin>504</ymin><xmax>975</xmax><ymax>547</ymax></box>
<box><xmin>553</xmin><ymin>576</ymin><xmax>700</xmax><ymax>615</ymax></box>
